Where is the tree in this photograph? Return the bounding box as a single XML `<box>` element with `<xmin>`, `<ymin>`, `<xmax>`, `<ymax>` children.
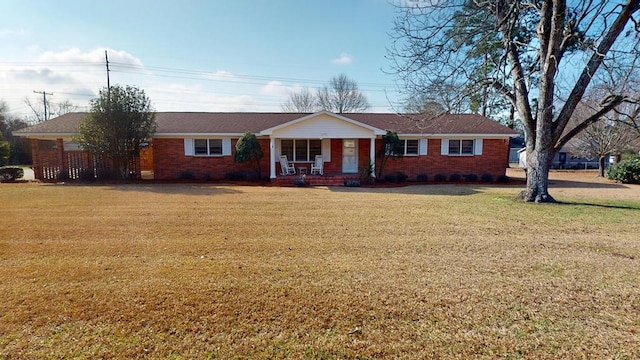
<box><xmin>0</xmin><ymin>101</ymin><xmax>30</xmax><ymax>165</ymax></box>
<box><xmin>316</xmin><ymin>74</ymin><xmax>370</xmax><ymax>113</ymax></box>
<box><xmin>25</xmin><ymin>97</ymin><xmax>78</xmax><ymax>123</ymax></box>
<box><xmin>376</xmin><ymin>131</ymin><xmax>403</xmax><ymax>178</ymax></box>
<box><xmin>0</xmin><ymin>133</ymin><xmax>9</xmax><ymax>166</ymax></box>
<box><xmin>75</xmin><ymin>85</ymin><xmax>156</xmax><ymax>180</ymax></box>
<box><xmin>567</xmin><ymin>87</ymin><xmax>640</xmax><ymax>177</ymax></box>
<box><xmin>389</xmin><ymin>0</ymin><xmax>640</xmax><ymax>202</ymax></box>
<box><xmin>282</xmin><ymin>87</ymin><xmax>318</xmax><ymax>112</ymax></box>
<box><xmin>234</xmin><ymin>132</ymin><xmax>264</xmax><ymax>177</ymax></box>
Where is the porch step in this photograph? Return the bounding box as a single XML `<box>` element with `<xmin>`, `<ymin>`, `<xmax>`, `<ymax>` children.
<box><xmin>272</xmin><ymin>174</ymin><xmax>359</xmax><ymax>186</ymax></box>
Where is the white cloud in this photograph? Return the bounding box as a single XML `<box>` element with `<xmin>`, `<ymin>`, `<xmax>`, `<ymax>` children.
<box><xmin>331</xmin><ymin>53</ymin><xmax>353</xmax><ymax>65</ymax></box>
<box><xmin>0</xmin><ymin>48</ymin><xmax>145</xmax><ymax>117</ymax></box>
<box><xmin>260</xmin><ymin>80</ymin><xmax>289</xmax><ymax>97</ymax></box>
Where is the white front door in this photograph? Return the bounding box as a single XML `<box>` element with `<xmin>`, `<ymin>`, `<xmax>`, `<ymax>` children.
<box><xmin>342</xmin><ymin>139</ymin><xmax>358</xmax><ymax>173</ymax></box>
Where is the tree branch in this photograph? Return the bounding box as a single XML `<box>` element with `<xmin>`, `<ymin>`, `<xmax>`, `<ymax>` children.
<box><xmin>555</xmin><ymin>94</ymin><xmax>627</xmax><ymax>151</ymax></box>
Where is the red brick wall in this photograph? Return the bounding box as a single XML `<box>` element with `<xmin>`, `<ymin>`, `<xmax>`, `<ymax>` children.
<box><xmin>153</xmin><ymin>138</ymin><xmax>273</xmax><ymax>180</ymax></box>
<box><xmin>151</xmin><ymin>137</ymin><xmax>510</xmax><ymax>181</ymax></box>
<box><xmin>379</xmin><ymin>138</ymin><xmax>510</xmax><ymax>180</ymax></box>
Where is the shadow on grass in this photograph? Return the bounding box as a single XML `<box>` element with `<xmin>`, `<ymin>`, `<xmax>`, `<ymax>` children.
<box><xmin>104</xmin><ymin>183</ymin><xmax>244</xmax><ymax>196</ymax></box>
<box><xmin>327</xmin><ymin>184</ymin><xmax>481</xmax><ymax>196</ymax></box>
<box><xmin>556</xmin><ymin>200</ymin><xmax>640</xmax><ymax>211</ymax></box>
<box><xmin>548</xmin><ymin>179</ymin><xmax>630</xmax><ymax>189</ymax></box>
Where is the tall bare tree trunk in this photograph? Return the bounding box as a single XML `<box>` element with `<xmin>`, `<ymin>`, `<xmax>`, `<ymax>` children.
<box><xmin>520</xmin><ymin>137</ymin><xmax>556</xmax><ymax>202</ymax></box>
<box><xmin>598</xmin><ymin>156</ymin><xmax>606</xmax><ymax>178</ymax></box>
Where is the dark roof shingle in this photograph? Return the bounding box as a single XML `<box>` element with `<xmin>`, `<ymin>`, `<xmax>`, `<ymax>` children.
<box><xmin>14</xmin><ymin>112</ymin><xmax>518</xmax><ymax>136</ymax></box>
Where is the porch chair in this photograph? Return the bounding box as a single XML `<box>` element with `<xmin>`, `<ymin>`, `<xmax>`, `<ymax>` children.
<box><xmin>310</xmin><ymin>155</ymin><xmax>324</xmax><ymax>175</ymax></box>
<box><xmin>279</xmin><ymin>155</ymin><xmax>296</xmax><ymax>175</ymax></box>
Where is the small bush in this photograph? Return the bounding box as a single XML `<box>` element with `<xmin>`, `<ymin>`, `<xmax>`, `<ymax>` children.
<box><xmin>359</xmin><ymin>162</ymin><xmax>374</xmax><ymax>185</ymax></box>
<box><xmin>0</xmin><ymin>166</ymin><xmax>24</xmax><ymax>181</ymax></box>
<box><xmin>449</xmin><ymin>173</ymin><xmax>462</xmax><ymax>182</ymax></box>
<box><xmin>179</xmin><ymin>171</ymin><xmax>196</xmax><ymax>180</ymax></box>
<box><xmin>57</xmin><ymin>170</ymin><xmax>70</xmax><ymax>181</ymax></box>
<box><xmin>78</xmin><ymin>168</ymin><xmax>96</xmax><ymax>181</ymax></box>
<box><xmin>344</xmin><ymin>180</ymin><xmax>361</xmax><ymax>187</ymax></box>
<box><xmin>224</xmin><ymin>171</ymin><xmax>260</xmax><ymax>181</ymax></box>
<box><xmin>96</xmin><ymin>168</ymin><xmax>118</xmax><ymax>180</ymax></box>
<box><xmin>294</xmin><ymin>176</ymin><xmax>308</xmax><ymax>187</ymax></box>
<box><xmin>434</xmin><ymin>174</ymin><xmax>447</xmax><ymax>182</ymax></box>
<box><xmin>384</xmin><ymin>172</ymin><xmax>408</xmax><ymax>183</ymax></box>
<box><xmin>464</xmin><ymin>174</ymin><xmax>478</xmax><ymax>182</ymax></box>
<box><xmin>607</xmin><ymin>156</ymin><xmax>640</xmax><ymax>184</ymax></box>
<box><xmin>497</xmin><ymin>175</ymin><xmax>510</xmax><ymax>183</ymax></box>
<box><xmin>417</xmin><ymin>173</ymin><xmax>428</xmax><ymax>182</ymax></box>
<box><xmin>202</xmin><ymin>172</ymin><xmax>212</xmax><ymax>181</ymax></box>
<box><xmin>480</xmin><ymin>173</ymin><xmax>494</xmax><ymax>182</ymax></box>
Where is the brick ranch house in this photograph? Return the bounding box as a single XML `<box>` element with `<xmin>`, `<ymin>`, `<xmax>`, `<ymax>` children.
<box><xmin>14</xmin><ymin>111</ymin><xmax>518</xmax><ymax>184</ymax></box>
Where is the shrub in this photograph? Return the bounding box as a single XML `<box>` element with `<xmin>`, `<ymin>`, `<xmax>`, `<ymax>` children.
<box><xmin>416</xmin><ymin>173</ymin><xmax>428</xmax><ymax>182</ymax></box>
<box><xmin>434</xmin><ymin>174</ymin><xmax>447</xmax><ymax>182</ymax></box>
<box><xmin>497</xmin><ymin>175</ymin><xmax>510</xmax><ymax>183</ymax></box>
<box><xmin>202</xmin><ymin>172</ymin><xmax>212</xmax><ymax>181</ymax></box>
<box><xmin>0</xmin><ymin>166</ymin><xmax>24</xmax><ymax>181</ymax></box>
<box><xmin>224</xmin><ymin>171</ymin><xmax>260</xmax><ymax>181</ymax></box>
<box><xmin>464</xmin><ymin>174</ymin><xmax>478</xmax><ymax>182</ymax></box>
<box><xmin>359</xmin><ymin>161</ymin><xmax>374</xmax><ymax>185</ymax></box>
<box><xmin>344</xmin><ymin>180</ymin><xmax>361</xmax><ymax>187</ymax></box>
<box><xmin>480</xmin><ymin>173</ymin><xmax>494</xmax><ymax>182</ymax></box>
<box><xmin>449</xmin><ymin>173</ymin><xmax>462</xmax><ymax>182</ymax></box>
<box><xmin>96</xmin><ymin>168</ymin><xmax>118</xmax><ymax>180</ymax></box>
<box><xmin>294</xmin><ymin>176</ymin><xmax>308</xmax><ymax>187</ymax></box>
<box><xmin>607</xmin><ymin>156</ymin><xmax>640</xmax><ymax>184</ymax></box>
<box><xmin>57</xmin><ymin>170</ymin><xmax>70</xmax><ymax>181</ymax></box>
<box><xmin>78</xmin><ymin>168</ymin><xmax>96</xmax><ymax>181</ymax></box>
<box><xmin>384</xmin><ymin>171</ymin><xmax>408</xmax><ymax>183</ymax></box>
<box><xmin>179</xmin><ymin>171</ymin><xmax>196</xmax><ymax>180</ymax></box>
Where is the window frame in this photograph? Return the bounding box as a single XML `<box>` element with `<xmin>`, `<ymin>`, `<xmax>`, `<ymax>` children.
<box><xmin>281</xmin><ymin>139</ymin><xmax>322</xmax><ymax>162</ymax></box>
<box><xmin>403</xmin><ymin>139</ymin><xmax>419</xmax><ymax>156</ymax></box>
<box><xmin>194</xmin><ymin>138</ymin><xmax>224</xmax><ymax>156</ymax></box>
<box><xmin>448</xmin><ymin>139</ymin><xmax>475</xmax><ymax>156</ymax></box>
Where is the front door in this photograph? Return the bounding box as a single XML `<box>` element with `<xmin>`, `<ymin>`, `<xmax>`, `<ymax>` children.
<box><xmin>342</xmin><ymin>139</ymin><xmax>358</xmax><ymax>173</ymax></box>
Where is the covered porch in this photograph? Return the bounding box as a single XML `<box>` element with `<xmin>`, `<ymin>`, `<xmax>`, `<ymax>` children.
<box><xmin>260</xmin><ymin>112</ymin><xmax>385</xmax><ymax>181</ymax></box>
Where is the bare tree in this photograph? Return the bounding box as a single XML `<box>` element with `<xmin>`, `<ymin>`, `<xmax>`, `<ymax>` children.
<box><xmin>316</xmin><ymin>74</ymin><xmax>369</xmax><ymax>113</ymax></box>
<box><xmin>389</xmin><ymin>0</ymin><xmax>640</xmax><ymax>202</ymax></box>
<box><xmin>566</xmin><ymin>63</ymin><xmax>640</xmax><ymax>177</ymax></box>
<box><xmin>25</xmin><ymin>97</ymin><xmax>79</xmax><ymax>123</ymax></box>
<box><xmin>282</xmin><ymin>87</ymin><xmax>317</xmax><ymax>113</ymax></box>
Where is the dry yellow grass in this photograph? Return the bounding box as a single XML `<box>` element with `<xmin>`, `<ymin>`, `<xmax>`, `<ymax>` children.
<box><xmin>1</xmin><ymin>175</ymin><xmax>639</xmax><ymax>359</ymax></box>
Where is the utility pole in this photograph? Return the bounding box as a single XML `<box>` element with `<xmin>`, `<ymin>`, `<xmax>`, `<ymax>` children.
<box><xmin>33</xmin><ymin>90</ymin><xmax>53</xmax><ymax>121</ymax></box>
<box><xmin>105</xmin><ymin>50</ymin><xmax>111</xmax><ymax>101</ymax></box>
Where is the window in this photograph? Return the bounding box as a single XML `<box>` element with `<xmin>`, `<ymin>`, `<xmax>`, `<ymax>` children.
<box><xmin>404</xmin><ymin>139</ymin><xmax>419</xmax><ymax>155</ymax></box>
<box><xmin>448</xmin><ymin>139</ymin><xmax>475</xmax><ymax>155</ymax></box>
<box><xmin>194</xmin><ymin>139</ymin><xmax>223</xmax><ymax>156</ymax></box>
<box><xmin>281</xmin><ymin>139</ymin><xmax>322</xmax><ymax>162</ymax></box>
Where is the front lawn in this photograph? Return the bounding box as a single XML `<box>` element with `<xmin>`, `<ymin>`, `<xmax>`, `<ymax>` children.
<box><xmin>1</xmin><ymin>183</ymin><xmax>639</xmax><ymax>359</ymax></box>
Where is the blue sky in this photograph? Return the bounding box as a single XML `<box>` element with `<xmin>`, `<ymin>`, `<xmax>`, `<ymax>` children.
<box><xmin>1</xmin><ymin>0</ymin><xmax>404</xmax><ymax>118</ymax></box>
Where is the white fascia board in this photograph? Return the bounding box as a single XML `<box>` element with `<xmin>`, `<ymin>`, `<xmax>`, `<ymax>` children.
<box><xmin>260</xmin><ymin>111</ymin><xmax>386</xmax><ymax>136</ymax></box>
<box><xmin>12</xmin><ymin>132</ymin><xmax>76</xmax><ymax>139</ymax></box>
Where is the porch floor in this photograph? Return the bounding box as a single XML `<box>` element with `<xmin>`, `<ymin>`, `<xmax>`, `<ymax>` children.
<box><xmin>272</xmin><ymin>173</ymin><xmax>359</xmax><ymax>186</ymax></box>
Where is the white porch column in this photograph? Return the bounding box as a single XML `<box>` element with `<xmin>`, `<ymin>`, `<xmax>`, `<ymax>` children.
<box><xmin>369</xmin><ymin>136</ymin><xmax>376</xmax><ymax>178</ymax></box>
<box><xmin>270</xmin><ymin>137</ymin><xmax>276</xmax><ymax>179</ymax></box>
